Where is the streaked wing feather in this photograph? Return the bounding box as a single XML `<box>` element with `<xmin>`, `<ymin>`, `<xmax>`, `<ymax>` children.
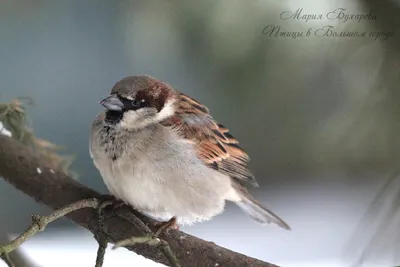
<box><xmin>160</xmin><ymin>93</ymin><xmax>258</xmax><ymax>187</ymax></box>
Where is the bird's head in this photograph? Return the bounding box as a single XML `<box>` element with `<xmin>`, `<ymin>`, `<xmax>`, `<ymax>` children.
<box><xmin>100</xmin><ymin>75</ymin><xmax>177</xmax><ymax>129</ymax></box>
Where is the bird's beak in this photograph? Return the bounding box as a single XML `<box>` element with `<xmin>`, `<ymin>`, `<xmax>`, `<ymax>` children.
<box><xmin>99</xmin><ymin>95</ymin><xmax>124</xmax><ymax>111</ymax></box>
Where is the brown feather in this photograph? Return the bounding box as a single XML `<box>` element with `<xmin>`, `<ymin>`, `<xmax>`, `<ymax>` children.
<box><xmin>160</xmin><ymin>93</ymin><xmax>258</xmax><ymax>187</ymax></box>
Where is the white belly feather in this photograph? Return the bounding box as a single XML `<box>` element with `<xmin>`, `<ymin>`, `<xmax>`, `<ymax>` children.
<box><xmin>90</xmin><ymin>125</ymin><xmax>240</xmax><ymax>225</ymax></box>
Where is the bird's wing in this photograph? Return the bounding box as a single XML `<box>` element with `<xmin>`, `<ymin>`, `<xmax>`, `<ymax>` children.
<box><xmin>160</xmin><ymin>93</ymin><xmax>258</xmax><ymax>187</ymax></box>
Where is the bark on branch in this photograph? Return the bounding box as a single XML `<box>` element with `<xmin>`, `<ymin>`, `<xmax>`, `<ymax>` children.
<box><xmin>0</xmin><ymin>135</ymin><xmax>278</xmax><ymax>267</ymax></box>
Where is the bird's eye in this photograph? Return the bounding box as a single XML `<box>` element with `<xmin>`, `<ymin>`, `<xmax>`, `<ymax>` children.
<box><xmin>131</xmin><ymin>100</ymin><xmax>140</xmax><ymax>107</ymax></box>
<box><xmin>130</xmin><ymin>99</ymin><xmax>146</xmax><ymax>109</ymax></box>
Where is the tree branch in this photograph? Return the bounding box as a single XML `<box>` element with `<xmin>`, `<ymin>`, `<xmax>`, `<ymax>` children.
<box><xmin>0</xmin><ymin>135</ymin><xmax>278</xmax><ymax>267</ymax></box>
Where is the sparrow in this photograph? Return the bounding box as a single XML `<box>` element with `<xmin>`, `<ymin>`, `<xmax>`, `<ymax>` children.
<box><xmin>89</xmin><ymin>75</ymin><xmax>290</xmax><ymax>231</ymax></box>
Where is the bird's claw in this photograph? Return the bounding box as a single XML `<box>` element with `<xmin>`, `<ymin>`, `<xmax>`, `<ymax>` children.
<box><xmin>154</xmin><ymin>217</ymin><xmax>179</xmax><ymax>236</ymax></box>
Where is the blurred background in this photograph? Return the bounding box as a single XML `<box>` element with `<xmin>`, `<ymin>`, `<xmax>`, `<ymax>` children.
<box><xmin>1</xmin><ymin>0</ymin><xmax>400</xmax><ymax>266</ymax></box>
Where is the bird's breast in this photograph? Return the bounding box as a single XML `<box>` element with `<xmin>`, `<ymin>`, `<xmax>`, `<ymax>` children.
<box><xmin>91</xmin><ymin>124</ymin><xmax>235</xmax><ymax>224</ymax></box>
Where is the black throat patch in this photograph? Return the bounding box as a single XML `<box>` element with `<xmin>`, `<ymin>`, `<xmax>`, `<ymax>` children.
<box><xmin>104</xmin><ymin>110</ymin><xmax>123</xmax><ymax>125</ymax></box>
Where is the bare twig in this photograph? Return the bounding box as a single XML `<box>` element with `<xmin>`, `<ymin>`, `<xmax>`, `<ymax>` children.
<box><xmin>113</xmin><ymin>233</ymin><xmax>182</xmax><ymax>267</ymax></box>
<box><xmin>0</xmin><ymin>232</ymin><xmax>36</xmax><ymax>267</ymax></box>
<box><xmin>0</xmin><ymin>198</ymin><xmax>99</xmax><ymax>262</ymax></box>
<box><xmin>114</xmin><ymin>209</ymin><xmax>181</xmax><ymax>267</ymax></box>
<box><xmin>0</xmin><ymin>253</ymin><xmax>15</xmax><ymax>267</ymax></box>
<box><xmin>94</xmin><ymin>234</ymin><xmax>108</xmax><ymax>267</ymax></box>
<box><xmin>114</xmin><ymin>235</ymin><xmax>161</xmax><ymax>249</ymax></box>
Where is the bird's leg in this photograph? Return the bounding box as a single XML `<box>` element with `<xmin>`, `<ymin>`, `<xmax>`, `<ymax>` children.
<box><xmin>154</xmin><ymin>216</ymin><xmax>179</xmax><ymax>236</ymax></box>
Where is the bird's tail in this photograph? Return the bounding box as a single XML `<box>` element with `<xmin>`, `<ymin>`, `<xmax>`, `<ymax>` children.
<box><xmin>236</xmin><ymin>192</ymin><xmax>291</xmax><ymax>230</ymax></box>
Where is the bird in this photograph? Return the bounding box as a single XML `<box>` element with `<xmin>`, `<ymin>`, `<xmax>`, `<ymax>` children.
<box><xmin>89</xmin><ymin>75</ymin><xmax>290</xmax><ymax>232</ymax></box>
